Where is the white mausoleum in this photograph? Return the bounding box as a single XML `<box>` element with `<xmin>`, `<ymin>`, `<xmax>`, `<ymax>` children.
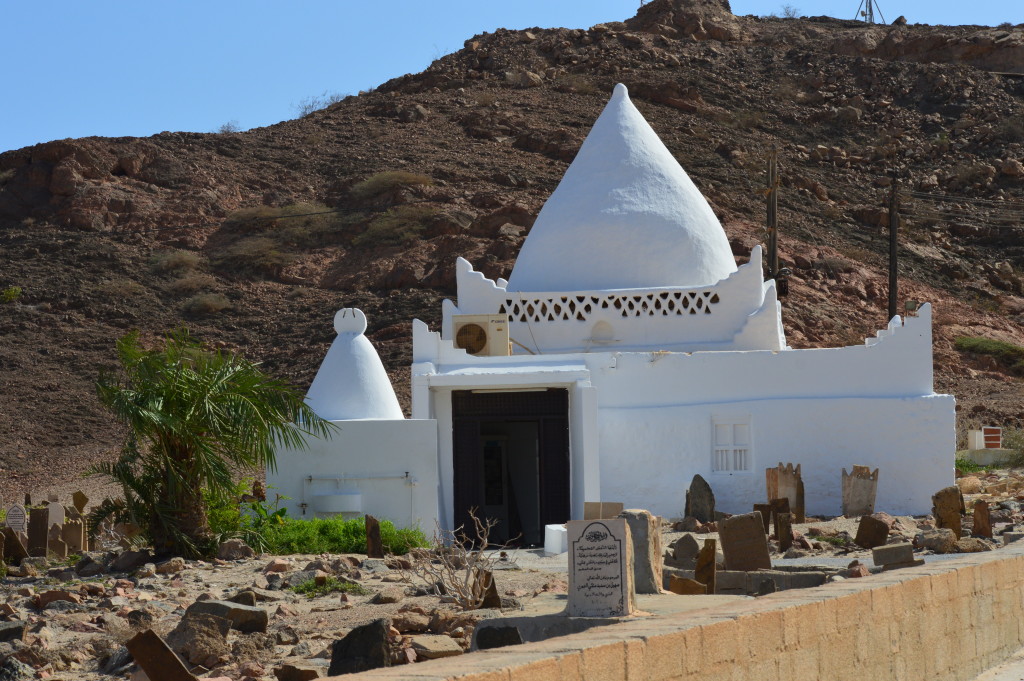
<box><xmin>273</xmin><ymin>84</ymin><xmax>955</xmax><ymax>544</ymax></box>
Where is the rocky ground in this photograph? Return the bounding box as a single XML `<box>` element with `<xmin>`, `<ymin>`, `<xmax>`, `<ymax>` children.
<box><xmin>0</xmin><ymin>0</ymin><xmax>1023</xmax><ymax>500</ymax></box>
<box><xmin>2</xmin><ymin>466</ymin><xmax>1023</xmax><ymax>680</ymax></box>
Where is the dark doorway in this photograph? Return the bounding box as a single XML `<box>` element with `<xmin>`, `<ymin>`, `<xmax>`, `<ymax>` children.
<box><xmin>452</xmin><ymin>389</ymin><xmax>570</xmax><ymax>546</ymax></box>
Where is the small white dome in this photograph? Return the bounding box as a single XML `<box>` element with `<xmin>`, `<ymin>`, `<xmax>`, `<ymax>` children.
<box><xmin>305</xmin><ymin>308</ymin><xmax>404</xmax><ymax>420</ymax></box>
<box><xmin>506</xmin><ymin>84</ymin><xmax>737</xmax><ymax>292</ymax></box>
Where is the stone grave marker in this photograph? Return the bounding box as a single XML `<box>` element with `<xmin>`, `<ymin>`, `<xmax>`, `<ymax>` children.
<box><xmin>566</xmin><ymin>518</ymin><xmax>634</xmax><ymax>617</ymax></box>
<box><xmin>932</xmin><ymin>486</ymin><xmax>964</xmax><ymax>538</ymax></box>
<box><xmin>974</xmin><ymin>500</ymin><xmax>992</xmax><ymax>539</ymax></box>
<box><xmin>47</xmin><ymin>524</ymin><xmax>68</xmax><ymax>559</ymax></box>
<box><xmin>842</xmin><ymin>466</ymin><xmax>879</xmax><ymax>517</ymax></box>
<box><xmin>766</xmin><ymin>463</ymin><xmax>805</xmax><ymax>523</ymax></box>
<box><xmin>5</xmin><ymin>504</ymin><xmax>26</xmax><ymax>534</ymax></box>
<box><xmin>1</xmin><ymin>526</ymin><xmax>28</xmax><ymax>563</ymax></box>
<box><xmin>775</xmin><ymin>512</ymin><xmax>793</xmax><ymax>552</ymax></box>
<box><xmin>719</xmin><ymin>512</ymin><xmax>771</xmax><ymax>572</ymax></box>
<box><xmin>72</xmin><ymin>491</ymin><xmax>89</xmax><ymax>515</ymax></box>
<box><xmin>668</xmin><ymin>576</ymin><xmax>707</xmax><ymax>595</ymax></box>
<box><xmin>618</xmin><ymin>509</ymin><xmax>661</xmax><ymax>594</ymax></box>
<box><xmin>365</xmin><ymin>515</ymin><xmax>384</xmax><ymax>559</ymax></box>
<box><xmin>695</xmin><ymin>538</ymin><xmax>717</xmax><ymax>595</ymax></box>
<box><xmin>28</xmin><ymin>508</ymin><xmax>49</xmax><ymax>557</ymax></box>
<box><xmin>855</xmin><ymin>515</ymin><xmax>890</xmax><ymax>549</ymax></box>
<box><xmin>753</xmin><ymin>504</ymin><xmax>772</xmax><ymax>533</ymax></box>
<box><xmin>46</xmin><ymin>500</ymin><xmax>65</xmax><ymax>528</ymax></box>
<box><xmin>46</xmin><ymin>493</ymin><xmax>59</xmax><ymax>503</ymax></box>
<box><xmin>769</xmin><ymin>497</ymin><xmax>790</xmax><ymax>522</ymax></box>
<box><xmin>23</xmin><ymin>494</ymin><xmax>31</xmax><ymax>506</ymax></box>
<box><xmin>584</xmin><ymin>502</ymin><xmax>625</xmax><ymax>520</ymax></box>
<box><xmin>684</xmin><ymin>474</ymin><xmax>715</xmax><ymax>523</ymax></box>
<box><xmin>125</xmin><ymin>629</ymin><xmax>198</xmax><ymax>681</ymax></box>
<box><xmin>63</xmin><ymin>518</ymin><xmax>86</xmax><ymax>553</ymax></box>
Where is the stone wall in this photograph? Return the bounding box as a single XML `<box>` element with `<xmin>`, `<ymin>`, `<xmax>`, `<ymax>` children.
<box><xmin>334</xmin><ymin>541</ymin><xmax>1024</xmax><ymax>681</ymax></box>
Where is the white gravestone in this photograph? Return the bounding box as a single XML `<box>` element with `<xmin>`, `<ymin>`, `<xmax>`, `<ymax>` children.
<box><xmin>46</xmin><ymin>501</ymin><xmax>65</xmax><ymax>528</ymax></box>
<box><xmin>5</xmin><ymin>504</ymin><xmax>27</xmax><ymax>533</ymax></box>
<box><xmin>567</xmin><ymin>518</ymin><xmax>635</xmax><ymax>617</ymax></box>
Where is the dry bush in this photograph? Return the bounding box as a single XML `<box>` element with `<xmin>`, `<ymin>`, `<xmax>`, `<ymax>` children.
<box><xmin>167</xmin><ymin>273</ymin><xmax>218</xmax><ymax>296</ymax></box>
<box><xmin>350</xmin><ymin>171</ymin><xmax>433</xmax><ymax>202</ymax></box>
<box><xmin>352</xmin><ymin>205</ymin><xmax>434</xmax><ymax>248</ymax></box>
<box><xmin>474</xmin><ymin>91</ymin><xmax>498</xmax><ymax>106</ymax></box>
<box><xmin>211</xmin><ymin>237</ymin><xmax>296</xmax><ymax>278</ymax></box>
<box><xmin>184</xmin><ymin>293</ymin><xmax>231</xmax><ymax>316</ymax></box>
<box><xmin>151</xmin><ymin>249</ymin><xmax>202</xmax><ymax>274</ymax></box>
<box><xmin>294</xmin><ymin>90</ymin><xmax>347</xmax><ymax>117</ymax></box>
<box><xmin>553</xmin><ymin>74</ymin><xmax>600</xmax><ymax>95</ymax></box>
<box><xmin>994</xmin><ymin>116</ymin><xmax>1024</xmax><ymax>144</ymax></box>
<box><xmin>402</xmin><ymin>510</ymin><xmax>517</xmax><ymax>610</ymax></box>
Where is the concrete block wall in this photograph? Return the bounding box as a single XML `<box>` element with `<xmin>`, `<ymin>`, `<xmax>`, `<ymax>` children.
<box><xmin>333</xmin><ymin>540</ymin><xmax>1024</xmax><ymax>681</ymax></box>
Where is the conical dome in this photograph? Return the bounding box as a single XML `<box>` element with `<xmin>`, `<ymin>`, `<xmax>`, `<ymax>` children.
<box><xmin>305</xmin><ymin>308</ymin><xmax>404</xmax><ymax>420</ymax></box>
<box><xmin>506</xmin><ymin>84</ymin><xmax>737</xmax><ymax>292</ymax></box>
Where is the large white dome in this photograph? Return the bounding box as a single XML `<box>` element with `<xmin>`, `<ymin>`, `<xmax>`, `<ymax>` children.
<box><xmin>506</xmin><ymin>84</ymin><xmax>737</xmax><ymax>292</ymax></box>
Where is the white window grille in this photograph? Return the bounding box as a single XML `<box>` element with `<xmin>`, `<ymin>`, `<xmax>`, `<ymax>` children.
<box><xmin>712</xmin><ymin>419</ymin><xmax>751</xmax><ymax>472</ymax></box>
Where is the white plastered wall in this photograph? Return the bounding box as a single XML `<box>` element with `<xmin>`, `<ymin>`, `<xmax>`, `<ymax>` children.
<box><xmin>268</xmin><ymin>419</ymin><xmax>439</xmax><ymax>532</ymax></box>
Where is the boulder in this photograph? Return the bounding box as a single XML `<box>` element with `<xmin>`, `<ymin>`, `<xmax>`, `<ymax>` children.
<box><xmin>274</xmin><ymin>663</ymin><xmax>324</xmax><ymax>681</ymax></box>
<box><xmin>409</xmin><ymin>634</ymin><xmax>464</xmax><ymax>660</ymax></box>
<box><xmin>110</xmin><ymin>550</ymin><xmax>153</xmax><ymax>573</ymax></box>
<box><xmin>185</xmin><ymin>599</ymin><xmax>269</xmax><ymax>633</ymax></box>
<box><xmin>957</xmin><ymin>476</ymin><xmax>983</xmax><ymax>494</ymax></box>
<box><xmin>0</xmin><ymin>621</ymin><xmax>27</xmax><ymax>644</ymax></box>
<box><xmin>328</xmin><ymin>619</ymin><xmax>391</xmax><ymax>675</ymax></box>
<box><xmin>166</xmin><ymin>612</ymin><xmax>231</xmax><ymax>665</ymax></box>
<box><xmin>156</xmin><ymin>557</ymin><xmax>186</xmax><ymax>575</ymax></box>
<box><xmin>915</xmin><ymin>528</ymin><xmax>958</xmax><ymax>554</ymax></box>
<box><xmin>217</xmin><ymin>538</ymin><xmax>254</xmax><ymax>560</ymax></box>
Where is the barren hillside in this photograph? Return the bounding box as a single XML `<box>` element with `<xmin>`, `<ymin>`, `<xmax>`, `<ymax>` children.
<box><xmin>1</xmin><ymin>0</ymin><xmax>1023</xmax><ymax>501</ymax></box>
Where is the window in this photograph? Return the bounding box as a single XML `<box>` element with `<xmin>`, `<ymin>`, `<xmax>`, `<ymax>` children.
<box><xmin>712</xmin><ymin>418</ymin><xmax>751</xmax><ymax>472</ymax></box>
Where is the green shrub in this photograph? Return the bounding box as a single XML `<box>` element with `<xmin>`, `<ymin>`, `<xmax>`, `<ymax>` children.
<box><xmin>184</xmin><ymin>293</ymin><xmax>232</xmax><ymax>316</ymax></box>
<box><xmin>290</xmin><ymin>576</ymin><xmax>369</xmax><ymax>598</ymax></box>
<box><xmin>954</xmin><ymin>336</ymin><xmax>1024</xmax><ymax>376</ymax></box>
<box><xmin>152</xmin><ymin>250</ymin><xmax>202</xmax><ymax>274</ymax></box>
<box><xmin>954</xmin><ymin>456</ymin><xmax>986</xmax><ymax>473</ymax></box>
<box><xmin>1</xmin><ymin>286</ymin><xmax>22</xmax><ymax>303</ymax></box>
<box><xmin>207</xmin><ymin>479</ymin><xmax>289</xmax><ymax>553</ymax></box>
<box><xmin>263</xmin><ymin>515</ymin><xmax>428</xmax><ymax>555</ymax></box>
<box><xmin>222</xmin><ymin>203</ymin><xmax>342</xmax><ymax>245</ymax></box>
<box><xmin>352</xmin><ymin>205</ymin><xmax>433</xmax><ymax>248</ymax></box>
<box><xmin>350</xmin><ymin>171</ymin><xmax>433</xmax><ymax>202</ymax></box>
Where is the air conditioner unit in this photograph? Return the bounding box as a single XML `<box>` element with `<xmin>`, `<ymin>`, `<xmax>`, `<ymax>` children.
<box><xmin>452</xmin><ymin>314</ymin><xmax>510</xmax><ymax>356</ymax></box>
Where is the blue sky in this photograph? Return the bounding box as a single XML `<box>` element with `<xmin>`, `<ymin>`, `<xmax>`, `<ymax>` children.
<box><xmin>2</xmin><ymin>0</ymin><xmax>1019</xmax><ymax>153</ymax></box>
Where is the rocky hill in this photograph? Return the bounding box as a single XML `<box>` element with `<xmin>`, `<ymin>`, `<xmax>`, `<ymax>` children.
<box><xmin>1</xmin><ymin>0</ymin><xmax>1023</xmax><ymax>500</ymax></box>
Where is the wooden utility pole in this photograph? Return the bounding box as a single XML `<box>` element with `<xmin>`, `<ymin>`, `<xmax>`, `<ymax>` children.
<box><xmin>766</xmin><ymin>149</ymin><xmax>779</xmax><ymax>280</ymax></box>
<box><xmin>887</xmin><ymin>180</ymin><xmax>899</xmax><ymax>321</ymax></box>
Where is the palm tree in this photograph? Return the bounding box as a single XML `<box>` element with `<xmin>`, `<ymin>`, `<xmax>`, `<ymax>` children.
<box><xmin>90</xmin><ymin>328</ymin><xmax>333</xmax><ymax>557</ymax></box>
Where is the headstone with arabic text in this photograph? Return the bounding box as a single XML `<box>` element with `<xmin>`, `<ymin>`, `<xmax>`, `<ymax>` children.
<box><xmin>5</xmin><ymin>504</ymin><xmax>26</xmax><ymax>534</ymax></box>
<box><xmin>566</xmin><ymin>519</ymin><xmax>634</xmax><ymax>617</ymax></box>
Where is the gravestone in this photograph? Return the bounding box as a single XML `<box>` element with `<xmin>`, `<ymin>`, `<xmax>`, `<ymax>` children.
<box><xmin>47</xmin><ymin>525</ymin><xmax>68</xmax><ymax>559</ymax></box>
<box><xmin>364</xmin><ymin>515</ymin><xmax>384</xmax><ymax>559</ymax></box>
<box><xmin>584</xmin><ymin>502</ymin><xmax>625</xmax><ymax>520</ymax></box>
<box><xmin>719</xmin><ymin>512</ymin><xmax>772</xmax><ymax>572</ymax></box>
<box><xmin>855</xmin><ymin>515</ymin><xmax>890</xmax><ymax>549</ymax></box>
<box><xmin>1</xmin><ymin>527</ymin><xmax>28</xmax><ymax>563</ymax></box>
<box><xmin>5</xmin><ymin>504</ymin><xmax>26</xmax><ymax>534</ymax></box>
<box><xmin>842</xmin><ymin>466</ymin><xmax>879</xmax><ymax>517</ymax></box>
<box><xmin>932</xmin><ymin>486</ymin><xmax>964</xmax><ymax>538</ymax></box>
<box><xmin>566</xmin><ymin>519</ymin><xmax>634</xmax><ymax>617</ymax></box>
<box><xmin>28</xmin><ymin>508</ymin><xmax>49</xmax><ymax>557</ymax></box>
<box><xmin>973</xmin><ymin>500</ymin><xmax>992</xmax><ymax>539</ymax></box>
<box><xmin>775</xmin><ymin>512</ymin><xmax>793</xmax><ymax>552</ymax></box>
<box><xmin>666</xmin><ymin>534</ymin><xmax>700</xmax><ymax>569</ymax></box>
<box><xmin>72</xmin><ymin>491</ymin><xmax>89</xmax><ymax>515</ymax></box>
<box><xmin>46</xmin><ymin>501</ymin><xmax>64</xmax><ymax>528</ymax></box>
<box><xmin>668</xmin><ymin>576</ymin><xmax>707</xmax><ymax>595</ymax></box>
<box><xmin>62</xmin><ymin>519</ymin><xmax>86</xmax><ymax>553</ymax></box>
<box><xmin>695</xmin><ymin>538</ymin><xmax>717</xmax><ymax>595</ymax></box>
<box><xmin>769</xmin><ymin>497</ymin><xmax>790</xmax><ymax>523</ymax></box>
<box><xmin>766</xmin><ymin>463</ymin><xmax>804</xmax><ymax>523</ymax></box>
<box><xmin>125</xmin><ymin>629</ymin><xmax>198</xmax><ymax>681</ymax></box>
<box><xmin>618</xmin><ymin>509</ymin><xmax>661</xmax><ymax>594</ymax></box>
<box><xmin>753</xmin><ymin>504</ymin><xmax>772</xmax><ymax>533</ymax></box>
<box><xmin>684</xmin><ymin>475</ymin><xmax>715</xmax><ymax>523</ymax></box>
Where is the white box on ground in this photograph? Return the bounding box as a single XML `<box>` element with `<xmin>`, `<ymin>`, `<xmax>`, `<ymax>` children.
<box><xmin>544</xmin><ymin>524</ymin><xmax>568</xmax><ymax>554</ymax></box>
